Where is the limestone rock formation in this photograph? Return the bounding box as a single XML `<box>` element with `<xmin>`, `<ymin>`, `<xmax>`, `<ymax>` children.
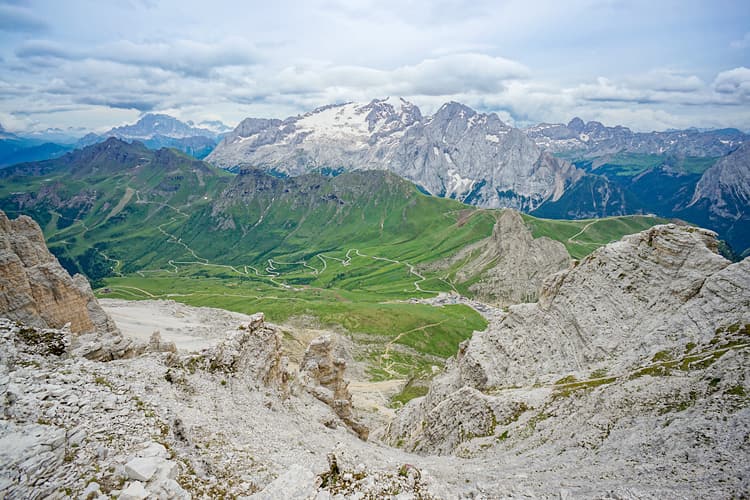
<box><xmin>184</xmin><ymin>312</ymin><xmax>289</xmax><ymax>390</ymax></box>
<box><xmin>300</xmin><ymin>335</ymin><xmax>369</xmax><ymax>440</ymax></box>
<box><xmin>0</xmin><ymin>315</ymin><xmax>453</xmax><ymax>498</ymax></box>
<box><xmin>147</xmin><ymin>331</ymin><xmax>177</xmax><ymax>354</ymax></box>
<box><xmin>426</xmin><ymin>209</ymin><xmax>571</xmax><ymax>305</ymax></box>
<box><xmin>0</xmin><ymin>210</ymin><xmax>134</xmax><ymax>360</ymax></box>
<box><xmin>0</xmin><ymin>319</ymin><xmax>191</xmax><ymax>499</ymax></box>
<box><xmin>384</xmin><ymin>223</ymin><xmax>750</xmax><ymax>494</ymax></box>
<box><xmin>1</xmin><ymin>210</ymin><xmax>102</xmax><ymax>333</ymax></box>
<box><xmin>444</xmin><ymin>224</ymin><xmax>743</xmax><ymax>391</ymax></box>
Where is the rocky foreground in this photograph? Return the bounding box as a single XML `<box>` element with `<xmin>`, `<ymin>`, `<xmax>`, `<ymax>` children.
<box><xmin>1</xmin><ymin>209</ymin><xmax>749</xmax><ymax>498</ymax></box>
<box><xmin>385</xmin><ymin>223</ymin><xmax>750</xmax><ymax>497</ymax></box>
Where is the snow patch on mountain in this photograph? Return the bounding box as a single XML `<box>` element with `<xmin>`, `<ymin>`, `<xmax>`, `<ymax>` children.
<box><xmin>207</xmin><ymin>99</ymin><xmax>579</xmax><ymax>210</ymax></box>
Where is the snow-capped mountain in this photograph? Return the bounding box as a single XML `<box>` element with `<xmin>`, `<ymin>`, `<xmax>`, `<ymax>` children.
<box><xmin>207</xmin><ymin>98</ymin><xmax>580</xmax><ymax>210</ymax></box>
<box><xmin>104</xmin><ymin>113</ymin><xmax>221</xmax><ymax>140</ymax></box>
<box><xmin>76</xmin><ymin>114</ymin><xmax>230</xmax><ymax>159</ymax></box>
<box><xmin>526</xmin><ymin>118</ymin><xmax>747</xmax><ymax>157</ymax></box>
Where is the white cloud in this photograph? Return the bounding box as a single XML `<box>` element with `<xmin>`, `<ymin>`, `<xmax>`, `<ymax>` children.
<box><xmin>4</xmin><ymin>58</ymin><xmax>750</xmax><ymax>134</ymax></box>
<box><xmin>625</xmin><ymin>69</ymin><xmax>704</xmax><ymax>93</ymax></box>
<box><xmin>1</xmin><ymin>1</ymin><xmax>749</xmax><ymax>133</ymax></box>
<box><xmin>15</xmin><ymin>37</ymin><xmax>261</xmax><ymax>77</ymax></box>
<box><xmin>393</xmin><ymin>54</ymin><xmax>529</xmax><ymax>95</ymax></box>
<box><xmin>713</xmin><ymin>67</ymin><xmax>750</xmax><ymax>102</ymax></box>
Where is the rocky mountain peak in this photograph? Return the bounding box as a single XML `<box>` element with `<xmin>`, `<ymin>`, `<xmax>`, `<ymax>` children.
<box><xmin>433</xmin><ymin>101</ymin><xmax>477</xmax><ymax>122</ymax></box>
<box><xmin>234</xmin><ymin>117</ymin><xmax>284</xmax><ymax>138</ymax></box>
<box><xmin>528</xmin><ymin>117</ymin><xmax>747</xmax><ymax>156</ymax></box>
<box><xmin>455</xmin><ymin>222</ymin><xmax>735</xmax><ymax>390</ymax></box>
<box><xmin>1</xmin><ymin>210</ymin><xmax>107</xmax><ymax>334</ymax></box>
<box><xmin>74</xmin><ymin>113</ymin><xmax>223</xmax><ymax>158</ymax></box>
<box><xmin>0</xmin><ymin>209</ymin><xmax>136</xmax><ymax>360</ymax></box>
<box><xmin>206</xmin><ymin>99</ymin><xmax>581</xmax><ymax>208</ymax></box>
<box><xmin>424</xmin><ymin>209</ymin><xmax>571</xmax><ymax>305</ymax></box>
<box><xmin>567</xmin><ymin>117</ymin><xmax>585</xmax><ymax>132</ymax></box>
<box><xmin>688</xmin><ymin>141</ymin><xmax>750</xmax><ymax>246</ymax></box>
<box><xmin>361</xmin><ymin>97</ymin><xmax>422</xmax><ymax>129</ymax></box>
<box><xmin>108</xmin><ymin>113</ymin><xmax>217</xmax><ymax>140</ymax></box>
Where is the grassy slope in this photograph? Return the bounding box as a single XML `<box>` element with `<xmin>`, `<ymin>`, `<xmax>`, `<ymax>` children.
<box><xmin>566</xmin><ymin>152</ymin><xmax>719</xmax><ymax>177</ymax></box>
<box><xmin>522</xmin><ymin>214</ymin><xmax>671</xmax><ymax>259</ymax></box>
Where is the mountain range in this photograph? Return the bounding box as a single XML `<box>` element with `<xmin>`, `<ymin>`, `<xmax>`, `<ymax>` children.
<box><xmin>0</xmin><ymin>124</ymin><xmax>74</xmax><ymax>167</ymax></box>
<box><xmin>0</xmin><ymin>114</ymin><xmax>231</xmax><ymax>166</ymax></box>
<box><xmin>207</xmin><ymin>98</ymin><xmax>581</xmax><ymax>212</ymax></box>
<box><xmin>76</xmin><ymin>113</ymin><xmax>229</xmax><ymax>159</ymax></box>
<box><xmin>0</xmin><ymin>140</ymin><xmax>747</xmax><ymax>498</ymax></box>
<box><xmin>206</xmin><ymin>98</ymin><xmax>749</xmax><ymax>255</ymax></box>
<box><xmin>0</xmin><ymin>138</ymin><xmax>661</xmax><ymax>296</ymax></box>
<box><xmin>2</xmin><ymin>102</ymin><xmax>747</xmax><ymax>253</ymax></box>
<box><xmin>525</xmin><ymin>117</ymin><xmax>747</xmax><ymax>157</ymax></box>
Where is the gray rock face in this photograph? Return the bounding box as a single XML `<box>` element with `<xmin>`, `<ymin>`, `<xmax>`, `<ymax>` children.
<box><xmin>300</xmin><ymin>335</ymin><xmax>369</xmax><ymax>440</ymax></box>
<box><xmin>0</xmin><ymin>315</ymin><xmax>450</xmax><ymax>498</ymax></box>
<box><xmin>690</xmin><ymin>142</ymin><xmax>750</xmax><ymax>219</ymax></box>
<box><xmin>526</xmin><ymin>118</ymin><xmax>747</xmax><ymax>157</ymax></box>
<box><xmin>384</xmin><ymin>223</ymin><xmax>750</xmax><ymax>494</ymax></box>
<box><xmin>0</xmin><ymin>210</ymin><xmax>136</xmax><ymax>360</ymax></box>
<box><xmin>187</xmin><ymin>312</ymin><xmax>289</xmax><ymax>390</ymax></box>
<box><xmin>425</xmin><ymin>209</ymin><xmax>571</xmax><ymax>305</ymax></box>
<box><xmin>461</xmin><ymin>225</ymin><xmax>750</xmax><ymax>389</ymax></box>
<box><xmin>0</xmin><ymin>210</ymin><xmax>97</xmax><ymax>333</ymax></box>
<box><xmin>457</xmin><ymin>224</ymin><xmax>739</xmax><ymax>389</ymax></box>
<box><xmin>0</xmin><ymin>319</ymin><xmax>187</xmax><ymax>499</ymax></box>
<box><xmin>206</xmin><ymin>98</ymin><xmax>581</xmax><ymax>210</ymax></box>
<box><xmin>0</xmin><ymin>211</ymin><xmax>115</xmax><ymax>333</ymax></box>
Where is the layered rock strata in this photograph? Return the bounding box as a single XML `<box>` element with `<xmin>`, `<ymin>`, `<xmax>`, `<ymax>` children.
<box><xmin>0</xmin><ymin>210</ymin><xmax>134</xmax><ymax>360</ymax></box>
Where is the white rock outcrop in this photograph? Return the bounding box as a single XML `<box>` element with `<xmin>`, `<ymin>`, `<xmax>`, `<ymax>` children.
<box><xmin>384</xmin><ymin>224</ymin><xmax>750</xmax><ymax>498</ymax></box>
<box><xmin>179</xmin><ymin>312</ymin><xmax>290</xmax><ymax>390</ymax></box>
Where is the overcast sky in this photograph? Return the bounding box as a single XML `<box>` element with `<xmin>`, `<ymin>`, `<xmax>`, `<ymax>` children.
<box><xmin>1</xmin><ymin>0</ymin><xmax>748</xmax><ymax>133</ymax></box>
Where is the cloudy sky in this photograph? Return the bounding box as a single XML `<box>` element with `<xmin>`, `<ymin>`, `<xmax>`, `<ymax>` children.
<box><xmin>1</xmin><ymin>0</ymin><xmax>748</xmax><ymax>134</ymax></box>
